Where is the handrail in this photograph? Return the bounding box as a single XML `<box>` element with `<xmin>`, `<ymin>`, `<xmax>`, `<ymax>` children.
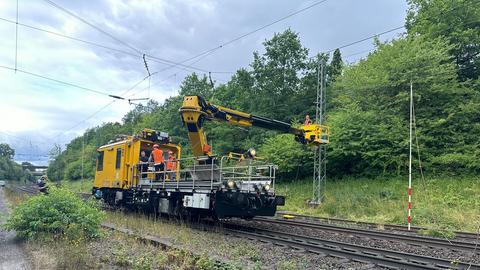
<box><xmin>132</xmin><ymin>154</ymin><xmax>277</xmax><ymax>192</ymax></box>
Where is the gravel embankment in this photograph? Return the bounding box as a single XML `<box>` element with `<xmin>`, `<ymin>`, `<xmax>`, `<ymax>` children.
<box><xmin>230</xmin><ymin>218</ymin><xmax>480</xmax><ymax>265</ymax></box>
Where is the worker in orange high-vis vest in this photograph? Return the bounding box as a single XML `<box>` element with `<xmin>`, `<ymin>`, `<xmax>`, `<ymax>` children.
<box><xmin>166</xmin><ymin>151</ymin><xmax>177</xmax><ymax>180</ymax></box>
<box><xmin>149</xmin><ymin>144</ymin><xmax>164</xmax><ymax>180</ymax></box>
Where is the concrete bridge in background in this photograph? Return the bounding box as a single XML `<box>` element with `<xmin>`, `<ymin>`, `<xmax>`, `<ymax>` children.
<box><xmin>22</xmin><ymin>164</ymin><xmax>48</xmax><ymax>177</ymax></box>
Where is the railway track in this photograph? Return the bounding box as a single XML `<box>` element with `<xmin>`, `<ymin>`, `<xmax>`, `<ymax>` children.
<box><xmin>10</xmin><ymin>185</ymin><xmax>92</xmax><ymax>199</ymax></box>
<box><xmin>222</xmin><ymin>222</ymin><xmax>480</xmax><ymax>270</ymax></box>
<box><xmin>255</xmin><ymin>217</ymin><xmax>480</xmax><ymax>253</ymax></box>
<box><xmin>12</xmin><ymin>185</ymin><xmax>39</xmax><ymax>194</ymax></box>
<box><xmin>276</xmin><ymin>212</ymin><xmax>479</xmax><ymax>241</ymax></box>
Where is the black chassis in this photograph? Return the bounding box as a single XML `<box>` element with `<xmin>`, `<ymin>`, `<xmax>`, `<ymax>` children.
<box><xmin>93</xmin><ymin>187</ymin><xmax>285</xmax><ymax>219</ymax></box>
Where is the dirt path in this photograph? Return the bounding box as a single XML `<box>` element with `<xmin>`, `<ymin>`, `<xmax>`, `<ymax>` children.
<box><xmin>0</xmin><ymin>188</ymin><xmax>30</xmax><ymax>270</ymax></box>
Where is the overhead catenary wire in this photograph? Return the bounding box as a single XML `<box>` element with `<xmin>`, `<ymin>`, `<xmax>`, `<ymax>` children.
<box><xmin>50</xmin><ymin>72</ymin><xmax>157</xmax><ymax>142</ymax></box>
<box><xmin>174</xmin><ymin>0</ymin><xmax>331</xmax><ymax>65</ymax></box>
<box><xmin>341</xmin><ymin>16</ymin><xmax>480</xmax><ymax>64</ymax></box>
<box><xmin>0</xmin><ymin>17</ymin><xmax>233</xmax><ymax>75</ymax></box>
<box><xmin>37</xmin><ymin>26</ymin><xmax>464</xmax><ymax>146</ymax></box>
<box><xmin>0</xmin><ymin>26</ymin><xmax>181</xmax><ymax>144</ymax></box>
<box><xmin>325</xmin><ymin>26</ymin><xmax>405</xmax><ymax>55</ymax></box>
<box><xmin>322</xmin><ymin>1</ymin><xmax>480</xmax><ymax>61</ymax></box>
<box><xmin>36</xmin><ymin>1</ymin><xmax>235</xmax><ymax>75</ymax></box>
<box><xmin>99</xmin><ymin>0</ymin><xmax>331</xmax><ymax>74</ymax></box>
<box><xmin>41</xmin><ymin>0</ymin><xmax>141</xmax><ymax>55</ymax></box>
<box><xmin>0</xmin><ymin>65</ymin><xmax>120</xmax><ymax>98</ymax></box>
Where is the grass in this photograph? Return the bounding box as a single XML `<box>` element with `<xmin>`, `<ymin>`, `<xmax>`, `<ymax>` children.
<box><xmin>54</xmin><ymin>180</ymin><xmax>92</xmax><ymax>193</ymax></box>
<box><xmin>106</xmin><ymin>211</ymin><xmax>256</xmax><ymax>268</ymax></box>
<box><xmin>276</xmin><ymin>174</ymin><xmax>480</xmax><ymax>232</ymax></box>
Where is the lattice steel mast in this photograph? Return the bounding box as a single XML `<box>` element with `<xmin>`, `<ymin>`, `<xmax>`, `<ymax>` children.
<box><xmin>312</xmin><ymin>59</ymin><xmax>327</xmax><ymax>204</ymax></box>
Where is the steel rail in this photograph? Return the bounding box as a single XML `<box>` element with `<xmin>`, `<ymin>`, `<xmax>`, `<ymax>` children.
<box><xmin>276</xmin><ymin>212</ymin><xmax>479</xmax><ymax>240</ymax></box>
<box><xmin>255</xmin><ymin>217</ymin><xmax>480</xmax><ymax>253</ymax></box>
<box><xmin>222</xmin><ymin>223</ymin><xmax>480</xmax><ymax>270</ymax></box>
<box><xmin>12</xmin><ymin>185</ymin><xmax>38</xmax><ymax>194</ymax></box>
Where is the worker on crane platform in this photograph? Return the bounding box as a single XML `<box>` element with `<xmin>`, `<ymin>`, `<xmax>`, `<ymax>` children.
<box><xmin>304</xmin><ymin>114</ymin><xmax>312</xmax><ymax>126</ymax></box>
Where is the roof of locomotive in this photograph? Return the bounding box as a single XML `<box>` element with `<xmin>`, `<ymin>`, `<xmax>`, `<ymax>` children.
<box><xmin>97</xmin><ymin>135</ymin><xmax>180</xmax><ymax>151</ymax></box>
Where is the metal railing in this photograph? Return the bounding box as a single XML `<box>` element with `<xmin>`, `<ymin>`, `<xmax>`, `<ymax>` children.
<box><xmin>132</xmin><ymin>155</ymin><xmax>277</xmax><ymax>192</ymax></box>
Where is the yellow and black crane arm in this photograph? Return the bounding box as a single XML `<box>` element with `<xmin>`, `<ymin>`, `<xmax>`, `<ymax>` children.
<box><xmin>179</xmin><ymin>96</ymin><xmax>329</xmax><ymax>157</ymax></box>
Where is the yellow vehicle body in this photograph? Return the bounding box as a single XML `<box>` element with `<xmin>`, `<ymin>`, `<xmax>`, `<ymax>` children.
<box><xmin>93</xmin><ymin>130</ymin><xmax>181</xmax><ymax>190</ymax></box>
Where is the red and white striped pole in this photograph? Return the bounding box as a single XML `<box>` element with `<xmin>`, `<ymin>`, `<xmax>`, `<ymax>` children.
<box><xmin>408</xmin><ymin>81</ymin><xmax>413</xmax><ymax>231</ymax></box>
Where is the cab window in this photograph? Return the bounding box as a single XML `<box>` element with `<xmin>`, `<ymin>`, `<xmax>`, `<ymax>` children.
<box><xmin>115</xmin><ymin>148</ymin><xmax>122</xmax><ymax>169</ymax></box>
<box><xmin>97</xmin><ymin>151</ymin><xmax>104</xmax><ymax>171</ymax></box>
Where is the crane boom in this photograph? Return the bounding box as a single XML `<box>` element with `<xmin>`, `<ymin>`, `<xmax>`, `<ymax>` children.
<box><xmin>180</xmin><ymin>96</ymin><xmax>329</xmax><ymax>157</ymax></box>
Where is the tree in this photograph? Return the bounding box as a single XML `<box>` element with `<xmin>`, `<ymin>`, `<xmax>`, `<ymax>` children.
<box><xmin>251</xmin><ymin>29</ymin><xmax>309</xmax><ymax>120</ymax></box>
<box><xmin>49</xmin><ymin>144</ymin><xmax>62</xmax><ymax>159</ymax></box>
<box><xmin>330</xmin><ymin>35</ymin><xmax>480</xmax><ymax>173</ymax></box>
<box><xmin>0</xmin><ymin>143</ymin><xmax>15</xmax><ymax>159</ymax></box>
<box><xmin>406</xmin><ymin>0</ymin><xmax>480</xmax><ymax>81</ymax></box>
<box><xmin>260</xmin><ymin>134</ymin><xmax>313</xmax><ymax>179</ymax></box>
<box><xmin>0</xmin><ymin>151</ymin><xmax>27</xmax><ymax>181</ymax></box>
<box><xmin>329</xmin><ymin>48</ymin><xmax>343</xmax><ymax>82</ymax></box>
<box><xmin>179</xmin><ymin>73</ymin><xmax>214</xmax><ymax>99</ymax></box>
<box><xmin>122</xmin><ymin>99</ymin><xmax>159</xmax><ymax>134</ymax></box>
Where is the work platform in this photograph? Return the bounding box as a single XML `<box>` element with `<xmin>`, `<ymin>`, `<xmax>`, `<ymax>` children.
<box><xmin>135</xmin><ymin>155</ymin><xmax>277</xmax><ymax>194</ymax></box>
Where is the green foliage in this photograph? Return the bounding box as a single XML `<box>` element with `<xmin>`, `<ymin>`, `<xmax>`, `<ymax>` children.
<box><xmin>46</xmin><ymin>155</ymin><xmax>65</xmax><ymax>182</ymax></box>
<box><xmin>260</xmin><ymin>134</ymin><xmax>313</xmax><ymax>179</ymax></box>
<box><xmin>251</xmin><ymin>29</ymin><xmax>310</xmax><ymax>120</ymax></box>
<box><xmin>406</xmin><ymin>0</ymin><xmax>480</xmax><ymax>81</ymax></box>
<box><xmin>0</xmin><ymin>143</ymin><xmax>15</xmax><ymax>159</ymax></box>
<box><xmin>329</xmin><ymin>36</ymin><xmax>480</xmax><ymax>174</ymax></box>
<box><xmin>431</xmin><ymin>152</ymin><xmax>480</xmax><ymax>171</ymax></box>
<box><xmin>5</xmin><ymin>187</ymin><xmax>105</xmax><ymax>239</ymax></box>
<box><xmin>0</xmin><ymin>143</ymin><xmax>29</xmax><ymax>181</ymax></box>
<box><xmin>64</xmin><ymin>159</ymin><xmax>85</xmax><ymax>181</ymax></box>
<box><xmin>0</xmin><ymin>157</ymin><xmax>30</xmax><ymax>181</ymax></box>
<box><xmin>328</xmin><ymin>48</ymin><xmax>343</xmax><ymax>82</ymax></box>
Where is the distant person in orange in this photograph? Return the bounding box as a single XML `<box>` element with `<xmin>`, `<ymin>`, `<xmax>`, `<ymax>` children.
<box><xmin>304</xmin><ymin>114</ymin><xmax>312</xmax><ymax>126</ymax></box>
<box><xmin>149</xmin><ymin>144</ymin><xmax>164</xmax><ymax>180</ymax></box>
<box><xmin>166</xmin><ymin>151</ymin><xmax>177</xmax><ymax>180</ymax></box>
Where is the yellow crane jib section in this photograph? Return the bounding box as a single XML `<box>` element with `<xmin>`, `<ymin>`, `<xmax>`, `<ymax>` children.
<box><xmin>179</xmin><ymin>96</ymin><xmax>212</xmax><ymax>157</ymax></box>
<box><xmin>179</xmin><ymin>96</ymin><xmax>329</xmax><ymax>157</ymax></box>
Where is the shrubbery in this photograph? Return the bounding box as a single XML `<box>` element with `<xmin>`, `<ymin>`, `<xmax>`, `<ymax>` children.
<box><xmin>260</xmin><ymin>134</ymin><xmax>313</xmax><ymax>179</ymax></box>
<box><xmin>5</xmin><ymin>187</ymin><xmax>105</xmax><ymax>239</ymax></box>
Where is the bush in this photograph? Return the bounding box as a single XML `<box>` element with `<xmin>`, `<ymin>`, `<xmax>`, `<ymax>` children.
<box><xmin>5</xmin><ymin>187</ymin><xmax>105</xmax><ymax>239</ymax></box>
<box><xmin>64</xmin><ymin>159</ymin><xmax>83</xmax><ymax>180</ymax></box>
<box><xmin>259</xmin><ymin>134</ymin><xmax>314</xmax><ymax>179</ymax></box>
<box><xmin>431</xmin><ymin>152</ymin><xmax>480</xmax><ymax>171</ymax></box>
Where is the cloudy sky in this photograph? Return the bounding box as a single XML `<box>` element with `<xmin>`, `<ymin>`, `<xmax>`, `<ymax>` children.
<box><xmin>0</xmin><ymin>0</ymin><xmax>407</xmax><ymax>165</ymax></box>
